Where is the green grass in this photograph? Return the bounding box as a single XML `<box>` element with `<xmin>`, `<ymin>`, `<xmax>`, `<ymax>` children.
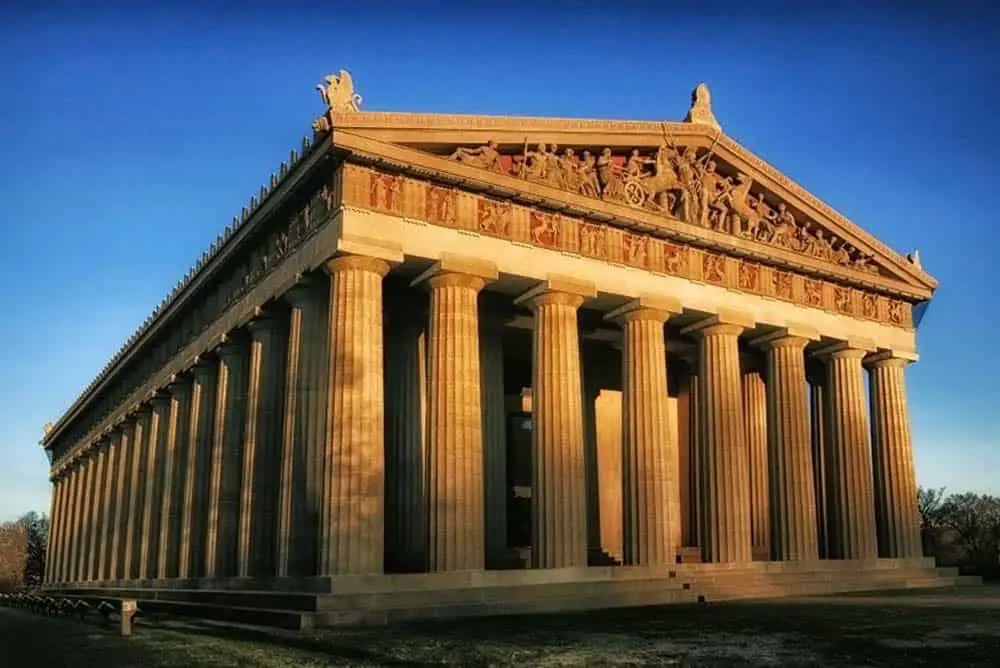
<box><xmin>2</xmin><ymin>587</ymin><xmax>999</xmax><ymax>667</ymax></box>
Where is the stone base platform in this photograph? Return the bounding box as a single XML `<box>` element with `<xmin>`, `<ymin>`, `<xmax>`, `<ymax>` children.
<box><xmin>47</xmin><ymin>558</ymin><xmax>981</xmax><ymax>630</ymax></box>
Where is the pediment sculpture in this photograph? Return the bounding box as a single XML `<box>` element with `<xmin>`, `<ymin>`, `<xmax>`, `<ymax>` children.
<box><xmin>447</xmin><ymin>139</ymin><xmax>881</xmax><ymax>275</ymax></box>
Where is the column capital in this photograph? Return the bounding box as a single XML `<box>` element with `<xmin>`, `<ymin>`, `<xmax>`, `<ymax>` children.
<box><xmin>245</xmin><ymin>305</ymin><xmax>284</xmax><ymax>333</ymax></box>
<box><xmin>812</xmin><ymin>339</ymin><xmax>875</xmax><ymax>360</ymax></box>
<box><xmin>149</xmin><ymin>390</ymin><xmax>172</xmax><ymax>409</ymax></box>
<box><xmin>864</xmin><ymin>349</ymin><xmax>918</xmax><ymax>369</ymax></box>
<box><xmin>749</xmin><ymin>324</ymin><xmax>819</xmax><ymax>350</ymax></box>
<box><xmin>514</xmin><ymin>274</ymin><xmax>596</xmax><ymax>309</ymax></box>
<box><xmin>283</xmin><ymin>275</ymin><xmax>324</xmax><ymax>308</ymax></box>
<box><xmin>324</xmin><ymin>253</ymin><xmax>391</xmax><ymax>278</ymax></box>
<box><xmin>216</xmin><ymin>329</ymin><xmax>250</xmax><ymax>357</ymax></box>
<box><xmin>410</xmin><ymin>253</ymin><xmax>498</xmax><ymax>291</ymax></box>
<box><xmin>680</xmin><ymin>308</ymin><xmax>754</xmax><ymax>338</ymax></box>
<box><xmin>604</xmin><ymin>295</ymin><xmax>680</xmax><ymax>325</ymax></box>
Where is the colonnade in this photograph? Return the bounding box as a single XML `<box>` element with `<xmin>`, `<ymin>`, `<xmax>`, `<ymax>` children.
<box><xmin>43</xmin><ymin>253</ymin><xmax>924</xmax><ymax>587</ymax></box>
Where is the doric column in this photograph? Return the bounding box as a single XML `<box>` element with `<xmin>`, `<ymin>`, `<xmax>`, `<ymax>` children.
<box><xmin>754</xmin><ymin>330</ymin><xmax>819</xmax><ymax>561</ymax></box>
<box><xmin>158</xmin><ymin>375</ymin><xmax>192</xmax><ymax>579</ymax></box>
<box><xmin>76</xmin><ymin>456</ymin><xmax>95</xmax><ymax>582</ymax></box>
<box><xmin>414</xmin><ymin>258</ymin><xmax>496</xmax><ymax>572</ymax></box>
<box><xmin>684</xmin><ymin>362</ymin><xmax>702</xmax><ymax>548</ymax></box>
<box><xmin>741</xmin><ymin>356</ymin><xmax>769</xmax><ymax>558</ymax></box>
<box><xmin>480</xmin><ymin>305</ymin><xmax>508</xmax><ymax>569</ymax></box>
<box><xmin>865</xmin><ymin>351</ymin><xmax>922</xmax><ymax>559</ymax></box>
<box><xmin>109</xmin><ymin>421</ymin><xmax>133</xmax><ymax>581</ymax></box>
<box><xmin>205</xmin><ymin>335</ymin><xmax>250</xmax><ymax>578</ymax></box>
<box><xmin>277</xmin><ymin>280</ymin><xmax>330</xmax><ymax>577</ymax></box>
<box><xmin>807</xmin><ymin>365</ymin><xmax>829</xmax><ymax>559</ymax></box>
<box><xmin>607</xmin><ymin>297</ymin><xmax>681</xmax><ymax>566</ymax></box>
<box><xmin>140</xmin><ymin>394</ymin><xmax>171</xmax><ymax>580</ymax></box>
<box><xmin>124</xmin><ymin>408</ymin><xmax>150</xmax><ymax>580</ymax></box>
<box><xmin>64</xmin><ymin>465</ymin><xmax>82</xmax><ymax>582</ymax></box>
<box><xmin>582</xmin><ymin>375</ymin><xmax>604</xmax><ymax>559</ymax></box>
<box><xmin>682</xmin><ymin>314</ymin><xmax>753</xmax><ymax>564</ymax></box>
<box><xmin>383</xmin><ymin>291</ymin><xmax>427</xmax><ymax>573</ymax></box>
<box><xmin>178</xmin><ymin>360</ymin><xmax>217</xmax><ymax>579</ymax></box>
<box><xmin>97</xmin><ymin>430</ymin><xmax>121</xmax><ymax>581</ymax></box>
<box><xmin>320</xmin><ymin>254</ymin><xmax>391</xmax><ymax>575</ymax></box>
<box><xmin>58</xmin><ymin>468</ymin><xmax>73</xmax><ymax>583</ymax></box>
<box><xmin>515</xmin><ymin>278</ymin><xmax>595</xmax><ymax>569</ymax></box>
<box><xmin>86</xmin><ymin>443</ymin><xmax>108</xmax><ymax>581</ymax></box>
<box><xmin>238</xmin><ymin>311</ymin><xmax>287</xmax><ymax>578</ymax></box>
<box><xmin>817</xmin><ymin>343</ymin><xmax>878</xmax><ymax>560</ymax></box>
<box><xmin>42</xmin><ymin>478</ymin><xmax>57</xmax><ymax>584</ymax></box>
<box><xmin>47</xmin><ymin>476</ymin><xmax>66</xmax><ymax>584</ymax></box>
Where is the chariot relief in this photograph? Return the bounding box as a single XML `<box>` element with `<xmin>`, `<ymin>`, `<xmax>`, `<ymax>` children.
<box><xmin>447</xmin><ymin>138</ymin><xmax>884</xmax><ymax>277</ymax></box>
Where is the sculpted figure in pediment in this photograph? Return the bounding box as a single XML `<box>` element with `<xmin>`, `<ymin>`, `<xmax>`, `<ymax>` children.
<box><xmin>578</xmin><ymin>151</ymin><xmax>601</xmax><ymax>198</ymax></box>
<box><xmin>597</xmin><ymin>148</ymin><xmax>626</xmax><ymax>202</ymax></box>
<box><xmin>450</xmin><ymin>140</ymin><xmax>505</xmax><ymax>173</ymax></box>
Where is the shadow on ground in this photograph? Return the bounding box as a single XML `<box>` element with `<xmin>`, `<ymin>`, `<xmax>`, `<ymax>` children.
<box><xmin>2</xmin><ymin>586</ymin><xmax>1000</xmax><ymax>667</ymax></box>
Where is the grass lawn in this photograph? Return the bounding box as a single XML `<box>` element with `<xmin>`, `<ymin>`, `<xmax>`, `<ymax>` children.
<box><xmin>1</xmin><ymin>585</ymin><xmax>999</xmax><ymax>667</ymax></box>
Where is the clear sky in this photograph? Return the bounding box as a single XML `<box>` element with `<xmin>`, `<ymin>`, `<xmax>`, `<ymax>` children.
<box><xmin>1</xmin><ymin>2</ymin><xmax>997</xmax><ymax>521</ymax></box>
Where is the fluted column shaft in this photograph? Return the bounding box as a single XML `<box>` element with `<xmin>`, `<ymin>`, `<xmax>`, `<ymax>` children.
<box><xmin>742</xmin><ymin>363</ymin><xmax>769</xmax><ymax>556</ymax></box>
<box><xmin>157</xmin><ymin>378</ymin><xmax>191</xmax><ymax>579</ymax></box>
<box><xmin>179</xmin><ymin>362</ymin><xmax>217</xmax><ymax>579</ymax></box>
<box><xmin>321</xmin><ymin>255</ymin><xmax>390</xmax><ymax>575</ymax></box>
<box><xmin>86</xmin><ymin>444</ymin><xmax>107</xmax><ymax>581</ymax></box>
<box><xmin>61</xmin><ymin>468</ymin><xmax>76</xmax><ymax>582</ymax></box>
<box><xmin>822</xmin><ymin>347</ymin><xmax>878</xmax><ymax>560</ymax></box>
<box><xmin>618</xmin><ymin>306</ymin><xmax>679</xmax><ymax>565</ymax></box>
<box><xmin>384</xmin><ymin>297</ymin><xmax>427</xmax><ymax>573</ymax></box>
<box><xmin>98</xmin><ymin>431</ymin><xmax>122</xmax><ymax>581</ymax></box>
<box><xmin>110</xmin><ymin>423</ymin><xmax>133</xmax><ymax>580</ymax></box>
<box><xmin>205</xmin><ymin>338</ymin><xmax>250</xmax><ymax>578</ymax></box>
<box><xmin>686</xmin><ymin>367</ymin><xmax>702</xmax><ymax>548</ymax></box>
<box><xmin>140</xmin><ymin>396</ymin><xmax>170</xmax><ymax>580</ymax></box>
<box><xmin>761</xmin><ymin>336</ymin><xmax>818</xmax><ymax>561</ymax></box>
<box><xmin>526</xmin><ymin>290</ymin><xmax>588</xmax><ymax>569</ymax></box>
<box><xmin>124</xmin><ymin>410</ymin><xmax>150</xmax><ymax>580</ymax></box>
<box><xmin>48</xmin><ymin>477</ymin><xmax>66</xmax><ymax>583</ymax></box>
<box><xmin>480</xmin><ymin>313</ymin><xmax>508</xmax><ymax>569</ymax></box>
<box><xmin>43</xmin><ymin>479</ymin><xmax>58</xmax><ymax>584</ymax></box>
<box><xmin>424</xmin><ymin>272</ymin><xmax>487</xmax><ymax>572</ymax></box>
<box><xmin>66</xmin><ymin>466</ymin><xmax>83</xmax><ymax>582</ymax></box>
<box><xmin>693</xmin><ymin>322</ymin><xmax>752</xmax><ymax>563</ymax></box>
<box><xmin>238</xmin><ymin>315</ymin><xmax>287</xmax><ymax>578</ymax></box>
<box><xmin>78</xmin><ymin>457</ymin><xmax>96</xmax><ymax>581</ymax></box>
<box><xmin>867</xmin><ymin>355</ymin><xmax>922</xmax><ymax>559</ymax></box>
<box><xmin>808</xmin><ymin>370</ymin><xmax>829</xmax><ymax>559</ymax></box>
<box><xmin>278</xmin><ymin>282</ymin><xmax>330</xmax><ymax>577</ymax></box>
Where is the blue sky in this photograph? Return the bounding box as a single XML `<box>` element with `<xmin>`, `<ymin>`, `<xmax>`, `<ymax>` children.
<box><xmin>1</xmin><ymin>2</ymin><xmax>997</xmax><ymax>521</ymax></box>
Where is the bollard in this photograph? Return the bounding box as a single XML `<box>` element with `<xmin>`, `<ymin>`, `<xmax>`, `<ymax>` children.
<box><xmin>120</xmin><ymin>599</ymin><xmax>138</xmax><ymax>637</ymax></box>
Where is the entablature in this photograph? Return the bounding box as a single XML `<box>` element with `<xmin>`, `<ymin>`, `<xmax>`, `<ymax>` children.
<box><xmin>327</xmin><ymin>127</ymin><xmax>933</xmax><ymax>304</ymax></box>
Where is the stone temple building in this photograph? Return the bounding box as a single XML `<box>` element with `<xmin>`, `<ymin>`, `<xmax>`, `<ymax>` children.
<box><xmin>39</xmin><ymin>72</ymin><xmax>963</xmax><ymax>627</ymax></box>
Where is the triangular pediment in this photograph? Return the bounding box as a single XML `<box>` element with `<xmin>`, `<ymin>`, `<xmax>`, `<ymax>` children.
<box><xmin>320</xmin><ymin>108</ymin><xmax>936</xmax><ymax>300</ymax></box>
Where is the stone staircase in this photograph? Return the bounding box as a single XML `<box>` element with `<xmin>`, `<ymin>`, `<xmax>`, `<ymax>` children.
<box><xmin>51</xmin><ymin>558</ymin><xmax>982</xmax><ymax>630</ymax></box>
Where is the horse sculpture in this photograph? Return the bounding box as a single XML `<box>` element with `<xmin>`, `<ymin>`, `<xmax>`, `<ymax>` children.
<box><xmin>625</xmin><ymin>144</ymin><xmax>682</xmax><ymax>210</ymax></box>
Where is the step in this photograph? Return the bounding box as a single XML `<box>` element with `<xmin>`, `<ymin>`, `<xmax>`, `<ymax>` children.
<box><xmin>315</xmin><ymin>576</ymin><xmax>689</xmax><ymax>612</ymax></box>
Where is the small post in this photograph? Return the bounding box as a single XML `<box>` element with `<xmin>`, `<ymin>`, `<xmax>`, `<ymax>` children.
<box><xmin>120</xmin><ymin>599</ymin><xmax>137</xmax><ymax>637</ymax></box>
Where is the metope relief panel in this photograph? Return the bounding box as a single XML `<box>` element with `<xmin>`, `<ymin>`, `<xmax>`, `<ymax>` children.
<box><xmin>340</xmin><ymin>163</ymin><xmax>914</xmax><ymax>330</ymax></box>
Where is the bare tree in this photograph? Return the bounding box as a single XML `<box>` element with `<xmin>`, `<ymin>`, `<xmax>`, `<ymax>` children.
<box><xmin>939</xmin><ymin>493</ymin><xmax>1000</xmax><ymax>576</ymax></box>
<box><xmin>917</xmin><ymin>486</ymin><xmax>947</xmax><ymax>529</ymax></box>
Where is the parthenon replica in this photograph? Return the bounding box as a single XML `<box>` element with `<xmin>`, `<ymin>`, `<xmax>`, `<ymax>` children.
<box><xmin>39</xmin><ymin>72</ymin><xmax>963</xmax><ymax>627</ymax></box>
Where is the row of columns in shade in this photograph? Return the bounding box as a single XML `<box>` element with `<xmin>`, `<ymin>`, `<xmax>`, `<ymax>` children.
<box><xmin>43</xmin><ymin>252</ymin><xmax>924</xmax><ymax>585</ymax></box>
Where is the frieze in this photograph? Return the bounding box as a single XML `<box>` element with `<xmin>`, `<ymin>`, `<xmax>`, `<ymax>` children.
<box><xmin>342</xmin><ymin>163</ymin><xmax>913</xmax><ymax>331</ymax></box>
<box><xmin>446</xmin><ymin>139</ymin><xmax>885</xmax><ymax>278</ymax></box>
